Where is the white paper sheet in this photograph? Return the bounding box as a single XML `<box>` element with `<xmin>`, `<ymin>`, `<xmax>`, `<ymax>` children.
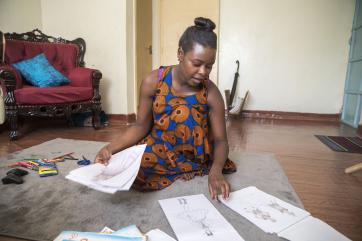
<box><xmin>146</xmin><ymin>229</ymin><xmax>176</xmax><ymax>241</ymax></box>
<box><xmin>99</xmin><ymin>226</ymin><xmax>115</xmax><ymax>234</ymax></box>
<box><xmin>220</xmin><ymin>186</ymin><xmax>310</xmax><ymax>234</ymax></box>
<box><xmin>66</xmin><ymin>144</ymin><xmax>146</xmax><ymax>193</ymax></box>
<box><xmin>112</xmin><ymin>225</ymin><xmax>146</xmax><ymax>240</ymax></box>
<box><xmin>279</xmin><ymin>216</ymin><xmax>351</xmax><ymax>241</ymax></box>
<box><xmin>159</xmin><ymin>194</ymin><xmax>245</xmax><ymax>241</ymax></box>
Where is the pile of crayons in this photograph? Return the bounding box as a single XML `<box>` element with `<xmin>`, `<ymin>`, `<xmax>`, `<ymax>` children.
<box><xmin>8</xmin><ymin>153</ymin><xmax>78</xmax><ymax>177</ymax></box>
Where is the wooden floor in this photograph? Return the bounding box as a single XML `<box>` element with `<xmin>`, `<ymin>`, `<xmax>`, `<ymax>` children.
<box><xmin>0</xmin><ymin>118</ymin><xmax>361</xmax><ymax>241</ymax></box>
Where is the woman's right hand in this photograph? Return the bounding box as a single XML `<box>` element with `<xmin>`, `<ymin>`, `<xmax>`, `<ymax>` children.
<box><xmin>95</xmin><ymin>145</ymin><xmax>112</xmax><ymax>165</ymax></box>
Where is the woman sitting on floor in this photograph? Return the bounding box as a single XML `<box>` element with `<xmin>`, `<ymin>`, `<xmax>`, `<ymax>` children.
<box><xmin>95</xmin><ymin>17</ymin><xmax>236</xmax><ymax>200</ymax></box>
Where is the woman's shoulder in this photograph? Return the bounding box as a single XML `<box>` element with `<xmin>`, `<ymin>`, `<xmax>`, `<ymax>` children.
<box><xmin>205</xmin><ymin>79</ymin><xmax>218</xmax><ymax>92</ymax></box>
<box><xmin>140</xmin><ymin>69</ymin><xmax>160</xmax><ymax>91</ymax></box>
<box><xmin>143</xmin><ymin>69</ymin><xmax>159</xmax><ymax>84</ymax></box>
<box><xmin>205</xmin><ymin>80</ymin><xmax>223</xmax><ymax>102</ymax></box>
<box><xmin>142</xmin><ymin>66</ymin><xmax>173</xmax><ymax>87</ymax></box>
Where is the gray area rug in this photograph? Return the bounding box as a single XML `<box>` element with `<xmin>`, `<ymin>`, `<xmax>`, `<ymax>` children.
<box><xmin>0</xmin><ymin>138</ymin><xmax>302</xmax><ymax>241</ymax></box>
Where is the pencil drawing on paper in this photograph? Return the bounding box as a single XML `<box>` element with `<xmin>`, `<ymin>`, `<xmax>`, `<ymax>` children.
<box><xmin>176</xmin><ymin>198</ymin><xmax>214</xmax><ymax>236</ymax></box>
<box><xmin>93</xmin><ymin>171</ymin><xmax>114</xmax><ymax>181</ymax></box>
<box><xmin>243</xmin><ymin>200</ymin><xmax>296</xmax><ymax>223</ymax></box>
<box><xmin>245</xmin><ymin>207</ymin><xmax>277</xmax><ymax>223</ymax></box>
<box><xmin>268</xmin><ymin>201</ymin><xmax>296</xmax><ymax>216</ymax></box>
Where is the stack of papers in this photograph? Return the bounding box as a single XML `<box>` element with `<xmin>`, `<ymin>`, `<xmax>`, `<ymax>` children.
<box><xmin>54</xmin><ymin>225</ymin><xmax>175</xmax><ymax>241</ymax></box>
<box><xmin>66</xmin><ymin>144</ymin><xmax>146</xmax><ymax>194</ymax></box>
<box><xmin>220</xmin><ymin>186</ymin><xmax>351</xmax><ymax>241</ymax></box>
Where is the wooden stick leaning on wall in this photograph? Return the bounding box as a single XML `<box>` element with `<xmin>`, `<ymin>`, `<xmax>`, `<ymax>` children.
<box><xmin>229</xmin><ymin>60</ymin><xmax>239</xmax><ymax>109</ymax></box>
<box><xmin>224</xmin><ymin>60</ymin><xmax>240</xmax><ymax>111</ymax></box>
<box><xmin>224</xmin><ymin>89</ymin><xmax>231</xmax><ymax>111</ymax></box>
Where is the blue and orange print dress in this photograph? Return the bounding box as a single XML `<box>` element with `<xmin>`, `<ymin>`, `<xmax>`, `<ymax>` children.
<box><xmin>133</xmin><ymin>66</ymin><xmax>236</xmax><ymax>191</ymax></box>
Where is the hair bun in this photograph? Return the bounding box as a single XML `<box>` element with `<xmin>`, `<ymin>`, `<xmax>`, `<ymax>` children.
<box><xmin>194</xmin><ymin>17</ymin><xmax>216</xmax><ymax>31</ymax></box>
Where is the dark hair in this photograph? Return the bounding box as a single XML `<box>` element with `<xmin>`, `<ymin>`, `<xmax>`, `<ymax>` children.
<box><xmin>178</xmin><ymin>17</ymin><xmax>217</xmax><ymax>53</ymax></box>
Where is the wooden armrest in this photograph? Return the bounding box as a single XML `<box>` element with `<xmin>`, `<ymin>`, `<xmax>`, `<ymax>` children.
<box><xmin>0</xmin><ymin>65</ymin><xmax>23</xmax><ymax>90</ymax></box>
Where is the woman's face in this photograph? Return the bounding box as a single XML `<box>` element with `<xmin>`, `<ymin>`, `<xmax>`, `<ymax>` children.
<box><xmin>178</xmin><ymin>43</ymin><xmax>216</xmax><ymax>87</ymax></box>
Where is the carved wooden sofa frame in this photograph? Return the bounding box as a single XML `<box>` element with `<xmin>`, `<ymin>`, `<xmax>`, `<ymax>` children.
<box><xmin>0</xmin><ymin>29</ymin><xmax>102</xmax><ymax>140</ymax></box>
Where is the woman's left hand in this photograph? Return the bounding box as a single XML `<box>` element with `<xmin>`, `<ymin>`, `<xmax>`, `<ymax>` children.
<box><xmin>208</xmin><ymin>170</ymin><xmax>230</xmax><ymax>201</ymax></box>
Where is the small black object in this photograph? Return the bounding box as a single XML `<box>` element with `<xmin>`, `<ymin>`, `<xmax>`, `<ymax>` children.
<box><xmin>2</xmin><ymin>173</ymin><xmax>24</xmax><ymax>185</ymax></box>
<box><xmin>229</xmin><ymin>60</ymin><xmax>240</xmax><ymax>110</ymax></box>
<box><xmin>7</xmin><ymin>168</ymin><xmax>29</xmax><ymax>177</ymax></box>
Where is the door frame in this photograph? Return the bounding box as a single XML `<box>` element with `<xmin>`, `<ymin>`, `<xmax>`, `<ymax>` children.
<box><xmin>134</xmin><ymin>0</ymin><xmax>153</xmax><ymax>111</ymax></box>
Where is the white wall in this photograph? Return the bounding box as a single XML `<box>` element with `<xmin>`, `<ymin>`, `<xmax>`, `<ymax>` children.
<box><xmin>219</xmin><ymin>0</ymin><xmax>355</xmax><ymax>113</ymax></box>
<box><xmin>0</xmin><ymin>0</ymin><xmax>42</xmax><ymax>32</ymax></box>
<box><xmin>41</xmin><ymin>0</ymin><xmax>135</xmax><ymax>114</ymax></box>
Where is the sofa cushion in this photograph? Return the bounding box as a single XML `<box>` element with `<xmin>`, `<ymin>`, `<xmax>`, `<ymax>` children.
<box><xmin>5</xmin><ymin>40</ymin><xmax>78</xmax><ymax>76</ymax></box>
<box><xmin>12</xmin><ymin>53</ymin><xmax>70</xmax><ymax>88</ymax></box>
<box><xmin>14</xmin><ymin>85</ymin><xmax>93</xmax><ymax>105</ymax></box>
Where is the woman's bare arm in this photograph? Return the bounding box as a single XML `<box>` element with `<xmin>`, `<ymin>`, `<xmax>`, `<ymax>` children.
<box><xmin>207</xmin><ymin>80</ymin><xmax>230</xmax><ymax>200</ymax></box>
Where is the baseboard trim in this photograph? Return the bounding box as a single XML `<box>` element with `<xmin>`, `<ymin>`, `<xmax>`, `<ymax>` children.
<box><xmin>0</xmin><ymin>114</ymin><xmax>137</xmax><ymax>132</ymax></box>
<box><xmin>108</xmin><ymin>114</ymin><xmax>136</xmax><ymax>124</ymax></box>
<box><xmin>232</xmin><ymin>110</ymin><xmax>340</xmax><ymax>122</ymax></box>
<box><xmin>0</xmin><ymin>111</ymin><xmax>343</xmax><ymax>132</ymax></box>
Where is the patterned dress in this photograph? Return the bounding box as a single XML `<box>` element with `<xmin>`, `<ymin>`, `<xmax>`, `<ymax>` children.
<box><xmin>133</xmin><ymin>66</ymin><xmax>236</xmax><ymax>191</ymax></box>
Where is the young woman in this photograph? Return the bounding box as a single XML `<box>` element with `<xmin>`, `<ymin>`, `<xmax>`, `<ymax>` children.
<box><xmin>95</xmin><ymin>17</ymin><xmax>236</xmax><ymax>200</ymax></box>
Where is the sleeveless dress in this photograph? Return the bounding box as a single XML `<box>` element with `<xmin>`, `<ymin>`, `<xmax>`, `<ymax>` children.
<box><xmin>133</xmin><ymin>66</ymin><xmax>236</xmax><ymax>191</ymax></box>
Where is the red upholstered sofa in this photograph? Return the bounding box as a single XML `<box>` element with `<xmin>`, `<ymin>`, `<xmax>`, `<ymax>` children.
<box><xmin>0</xmin><ymin>29</ymin><xmax>102</xmax><ymax>140</ymax></box>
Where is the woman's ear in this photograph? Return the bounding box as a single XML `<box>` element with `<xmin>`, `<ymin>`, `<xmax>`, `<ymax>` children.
<box><xmin>177</xmin><ymin>47</ymin><xmax>184</xmax><ymax>62</ymax></box>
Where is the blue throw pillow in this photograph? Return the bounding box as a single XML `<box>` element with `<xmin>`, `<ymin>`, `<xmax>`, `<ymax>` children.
<box><xmin>12</xmin><ymin>53</ymin><xmax>70</xmax><ymax>88</ymax></box>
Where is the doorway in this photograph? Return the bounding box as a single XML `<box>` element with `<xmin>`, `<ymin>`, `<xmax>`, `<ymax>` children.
<box><xmin>136</xmin><ymin>0</ymin><xmax>153</xmax><ymax>107</ymax></box>
<box><xmin>342</xmin><ymin>0</ymin><xmax>362</xmax><ymax>127</ymax></box>
<box><xmin>135</xmin><ymin>0</ymin><xmax>220</xmax><ymax>108</ymax></box>
<box><xmin>157</xmin><ymin>0</ymin><xmax>220</xmax><ymax>85</ymax></box>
